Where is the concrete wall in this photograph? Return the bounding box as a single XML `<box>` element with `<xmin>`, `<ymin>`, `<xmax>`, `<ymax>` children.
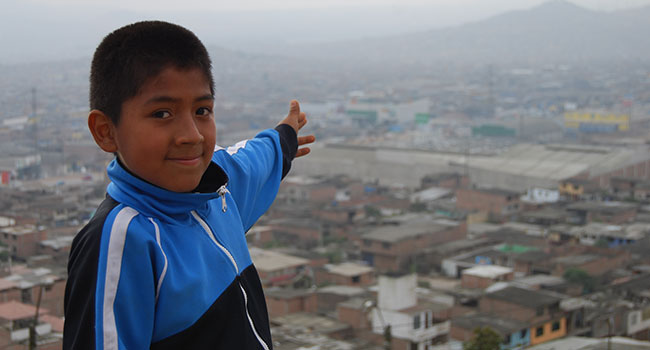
<box><xmin>378</xmin><ymin>274</ymin><xmax>416</xmax><ymax>311</ymax></box>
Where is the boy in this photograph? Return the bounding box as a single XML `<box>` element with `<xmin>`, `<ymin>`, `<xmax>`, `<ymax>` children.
<box><xmin>63</xmin><ymin>21</ymin><xmax>314</xmax><ymax>349</ymax></box>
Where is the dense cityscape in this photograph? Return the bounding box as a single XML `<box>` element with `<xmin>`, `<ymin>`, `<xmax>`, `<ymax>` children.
<box><xmin>1</xmin><ymin>1</ymin><xmax>650</xmax><ymax>349</ymax></box>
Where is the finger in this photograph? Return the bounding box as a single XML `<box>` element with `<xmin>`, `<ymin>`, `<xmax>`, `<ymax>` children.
<box><xmin>298</xmin><ymin>135</ymin><xmax>315</xmax><ymax>146</ymax></box>
<box><xmin>295</xmin><ymin>147</ymin><xmax>311</xmax><ymax>158</ymax></box>
<box><xmin>298</xmin><ymin>115</ymin><xmax>308</xmax><ymax>130</ymax></box>
<box><xmin>289</xmin><ymin>100</ymin><xmax>301</xmax><ymax>116</ymax></box>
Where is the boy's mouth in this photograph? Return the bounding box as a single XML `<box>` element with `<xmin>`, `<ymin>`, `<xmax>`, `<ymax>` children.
<box><xmin>168</xmin><ymin>154</ymin><xmax>203</xmax><ymax>166</ymax></box>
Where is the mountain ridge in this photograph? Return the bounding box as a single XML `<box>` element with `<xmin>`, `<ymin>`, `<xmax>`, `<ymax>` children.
<box><xmin>274</xmin><ymin>0</ymin><xmax>650</xmax><ymax>64</ymax></box>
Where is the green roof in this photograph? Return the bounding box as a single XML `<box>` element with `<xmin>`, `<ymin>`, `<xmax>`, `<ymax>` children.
<box><xmin>497</xmin><ymin>244</ymin><xmax>538</xmax><ymax>253</ymax></box>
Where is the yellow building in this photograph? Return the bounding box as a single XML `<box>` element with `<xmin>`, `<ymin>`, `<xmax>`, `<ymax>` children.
<box><xmin>564</xmin><ymin>112</ymin><xmax>629</xmax><ymax>132</ymax></box>
<box><xmin>558</xmin><ymin>178</ymin><xmax>590</xmax><ymax>199</ymax></box>
<box><xmin>530</xmin><ymin>317</ymin><xmax>567</xmax><ymax>345</ymax></box>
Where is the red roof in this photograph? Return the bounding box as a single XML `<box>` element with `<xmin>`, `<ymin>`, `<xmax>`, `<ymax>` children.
<box><xmin>40</xmin><ymin>314</ymin><xmax>64</xmax><ymax>332</ymax></box>
<box><xmin>0</xmin><ymin>301</ymin><xmax>49</xmax><ymax>321</ymax></box>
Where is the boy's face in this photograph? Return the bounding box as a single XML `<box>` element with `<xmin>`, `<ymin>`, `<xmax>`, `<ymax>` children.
<box><xmin>112</xmin><ymin>66</ymin><xmax>216</xmax><ymax>192</ymax></box>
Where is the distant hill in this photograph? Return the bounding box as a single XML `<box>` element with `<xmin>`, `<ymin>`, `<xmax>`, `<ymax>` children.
<box><xmin>279</xmin><ymin>0</ymin><xmax>650</xmax><ymax>63</ymax></box>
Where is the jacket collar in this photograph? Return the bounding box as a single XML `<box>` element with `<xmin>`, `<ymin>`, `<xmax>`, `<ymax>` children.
<box><xmin>106</xmin><ymin>158</ymin><xmax>228</xmax><ymax>221</ymax></box>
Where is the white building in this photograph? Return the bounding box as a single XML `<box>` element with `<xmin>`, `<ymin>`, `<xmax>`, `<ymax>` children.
<box><xmin>521</xmin><ymin>188</ymin><xmax>560</xmax><ymax>204</ymax></box>
<box><xmin>370</xmin><ymin>274</ymin><xmax>450</xmax><ymax>350</ymax></box>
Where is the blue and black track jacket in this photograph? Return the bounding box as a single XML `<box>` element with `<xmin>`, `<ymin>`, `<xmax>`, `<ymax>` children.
<box><xmin>64</xmin><ymin>126</ymin><xmax>297</xmax><ymax>349</ymax></box>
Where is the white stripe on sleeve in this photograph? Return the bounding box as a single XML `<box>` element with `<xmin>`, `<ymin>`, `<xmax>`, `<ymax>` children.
<box><xmin>149</xmin><ymin>218</ymin><xmax>168</xmax><ymax>302</ymax></box>
<box><xmin>102</xmin><ymin>206</ymin><xmax>138</xmax><ymax>350</ymax></box>
<box><xmin>226</xmin><ymin>140</ymin><xmax>248</xmax><ymax>155</ymax></box>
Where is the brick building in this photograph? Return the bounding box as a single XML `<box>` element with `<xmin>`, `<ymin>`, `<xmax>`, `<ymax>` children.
<box><xmin>566</xmin><ymin>201</ymin><xmax>637</xmax><ymax>225</ymax></box>
<box><xmin>360</xmin><ymin>217</ymin><xmax>465</xmax><ymax>273</ymax></box>
<box><xmin>456</xmin><ymin>187</ymin><xmax>521</xmax><ymax>222</ymax></box>
<box><xmin>249</xmin><ymin>247</ymin><xmax>311</xmax><ymax>288</ymax></box>
<box><xmin>420</xmin><ymin>173</ymin><xmax>469</xmax><ymax>190</ymax></box>
<box><xmin>0</xmin><ymin>225</ymin><xmax>47</xmax><ymax>260</ymax></box>
<box><xmin>315</xmin><ymin>262</ymin><xmax>375</xmax><ymax>287</ymax></box>
<box><xmin>0</xmin><ymin>300</ymin><xmax>62</xmax><ymax>349</ymax></box>
<box><xmin>451</xmin><ymin>313</ymin><xmax>531</xmax><ymax>349</ymax></box>
<box><xmin>460</xmin><ymin>265</ymin><xmax>514</xmax><ymax>289</ymax></box>
<box><xmin>479</xmin><ymin>286</ymin><xmax>567</xmax><ymax>346</ymax></box>
<box><xmin>279</xmin><ymin>176</ymin><xmax>338</xmax><ymax>204</ymax></box>
<box><xmin>265</xmin><ymin>288</ymin><xmax>317</xmax><ymax>318</ymax></box>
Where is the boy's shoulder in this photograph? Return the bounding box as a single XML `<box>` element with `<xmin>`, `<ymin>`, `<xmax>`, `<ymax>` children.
<box><xmin>70</xmin><ymin>195</ymin><xmax>120</xmax><ymax>261</ymax></box>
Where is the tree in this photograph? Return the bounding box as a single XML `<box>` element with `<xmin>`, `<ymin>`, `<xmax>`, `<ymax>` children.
<box><xmin>463</xmin><ymin>326</ymin><xmax>502</xmax><ymax>350</ymax></box>
<box><xmin>563</xmin><ymin>268</ymin><xmax>596</xmax><ymax>294</ymax></box>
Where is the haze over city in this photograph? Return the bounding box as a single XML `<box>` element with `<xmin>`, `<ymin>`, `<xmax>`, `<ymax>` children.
<box><xmin>2</xmin><ymin>0</ymin><xmax>650</xmax><ymax>63</ymax></box>
<box><xmin>0</xmin><ymin>0</ymin><xmax>649</xmax><ymax>349</ymax></box>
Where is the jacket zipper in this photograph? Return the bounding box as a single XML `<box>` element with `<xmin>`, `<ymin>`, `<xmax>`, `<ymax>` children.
<box><xmin>190</xmin><ymin>210</ymin><xmax>270</xmax><ymax>350</ymax></box>
<box><xmin>217</xmin><ymin>185</ymin><xmax>230</xmax><ymax>213</ymax></box>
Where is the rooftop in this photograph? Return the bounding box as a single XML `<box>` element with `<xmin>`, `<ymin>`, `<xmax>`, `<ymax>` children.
<box><xmin>567</xmin><ymin>201</ymin><xmax>637</xmax><ymax>213</ymax></box>
<box><xmin>554</xmin><ymin>254</ymin><xmax>600</xmax><ymax>266</ymax></box>
<box><xmin>410</xmin><ymin>187</ymin><xmax>452</xmax><ymax>202</ymax></box>
<box><xmin>486</xmin><ymin>286</ymin><xmax>563</xmax><ymax>308</ymax></box>
<box><xmin>249</xmin><ymin>247</ymin><xmax>309</xmax><ymax>272</ymax></box>
<box><xmin>0</xmin><ymin>224</ymin><xmax>37</xmax><ymax>235</ymax></box>
<box><xmin>452</xmin><ymin>313</ymin><xmax>528</xmax><ymax>336</ymax></box>
<box><xmin>527</xmin><ymin>336</ymin><xmax>650</xmax><ymax>350</ymax></box>
<box><xmin>265</xmin><ymin>288</ymin><xmax>314</xmax><ymax>300</ymax></box>
<box><xmin>0</xmin><ymin>301</ymin><xmax>49</xmax><ymax>321</ymax></box>
<box><xmin>272</xmin><ymin>312</ymin><xmax>350</xmax><ymax>334</ymax></box>
<box><xmin>324</xmin><ymin>262</ymin><xmax>373</xmax><ymax>277</ymax></box>
<box><xmin>462</xmin><ymin>265</ymin><xmax>513</xmax><ymax>279</ymax></box>
<box><xmin>362</xmin><ymin>219</ymin><xmax>458</xmax><ymax>243</ymax></box>
<box><xmin>318</xmin><ymin>285</ymin><xmax>367</xmax><ymax>297</ymax></box>
<box><xmin>39</xmin><ymin>235</ymin><xmax>75</xmax><ymax>250</ymax></box>
<box><xmin>400</xmin><ymin>299</ymin><xmax>451</xmax><ymax>315</ymax></box>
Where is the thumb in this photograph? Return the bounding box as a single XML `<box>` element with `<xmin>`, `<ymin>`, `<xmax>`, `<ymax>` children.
<box><xmin>289</xmin><ymin>100</ymin><xmax>300</xmax><ymax>115</ymax></box>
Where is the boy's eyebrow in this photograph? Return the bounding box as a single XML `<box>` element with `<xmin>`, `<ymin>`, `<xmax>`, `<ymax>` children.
<box><xmin>145</xmin><ymin>94</ymin><xmax>214</xmax><ymax>104</ymax></box>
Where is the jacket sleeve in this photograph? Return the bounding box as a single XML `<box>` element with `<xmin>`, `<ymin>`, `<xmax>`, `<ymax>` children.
<box><xmin>213</xmin><ymin>126</ymin><xmax>297</xmax><ymax>231</ymax></box>
<box><xmin>64</xmin><ymin>205</ymin><xmax>159</xmax><ymax>350</ymax></box>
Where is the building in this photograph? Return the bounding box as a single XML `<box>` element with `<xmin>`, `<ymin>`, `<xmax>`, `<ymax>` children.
<box><xmin>456</xmin><ymin>187</ymin><xmax>521</xmax><ymax>222</ymax></box>
<box><xmin>527</xmin><ymin>336</ymin><xmax>650</xmax><ymax>350</ymax></box>
<box><xmin>279</xmin><ymin>176</ymin><xmax>338</xmax><ymax>204</ymax></box>
<box><xmin>565</xmin><ymin>223</ymin><xmax>645</xmax><ymax>247</ymax></box>
<box><xmin>0</xmin><ymin>300</ymin><xmax>62</xmax><ymax>349</ymax></box>
<box><xmin>293</xmin><ymin>143</ymin><xmax>650</xmax><ymax>192</ymax></box>
<box><xmin>264</xmin><ymin>288</ymin><xmax>317</xmax><ymax>318</ymax></box>
<box><xmin>566</xmin><ymin>201</ymin><xmax>637</xmax><ymax>225</ymax></box>
<box><xmin>315</xmin><ymin>262</ymin><xmax>375</xmax><ymax>287</ymax></box>
<box><xmin>460</xmin><ymin>265</ymin><xmax>514</xmax><ymax>289</ymax></box>
<box><xmin>451</xmin><ymin>313</ymin><xmax>531</xmax><ymax>349</ymax></box>
<box><xmin>360</xmin><ymin>217</ymin><xmax>465</xmax><ymax>273</ymax></box>
<box><xmin>559</xmin><ymin>178</ymin><xmax>599</xmax><ymax>200</ymax></box>
<box><xmin>0</xmin><ymin>225</ymin><xmax>47</xmax><ymax>259</ymax></box>
<box><xmin>368</xmin><ymin>274</ymin><xmax>451</xmax><ymax>350</ymax></box>
<box><xmin>249</xmin><ymin>247</ymin><xmax>311</xmax><ymax>288</ymax></box>
<box><xmin>479</xmin><ymin>286</ymin><xmax>567</xmax><ymax>346</ymax></box>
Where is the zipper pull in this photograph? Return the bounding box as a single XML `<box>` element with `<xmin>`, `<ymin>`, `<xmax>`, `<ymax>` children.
<box><xmin>217</xmin><ymin>185</ymin><xmax>230</xmax><ymax>213</ymax></box>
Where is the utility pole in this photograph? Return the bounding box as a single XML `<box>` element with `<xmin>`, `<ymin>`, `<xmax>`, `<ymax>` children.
<box><xmin>607</xmin><ymin>316</ymin><xmax>612</xmax><ymax>350</ymax></box>
<box><xmin>28</xmin><ymin>285</ymin><xmax>44</xmax><ymax>350</ymax></box>
<box><xmin>31</xmin><ymin>87</ymin><xmax>38</xmax><ymax>153</ymax></box>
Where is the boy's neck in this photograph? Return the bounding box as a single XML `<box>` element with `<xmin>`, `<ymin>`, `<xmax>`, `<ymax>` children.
<box><xmin>115</xmin><ymin>157</ymin><xmax>227</xmax><ymax>193</ymax></box>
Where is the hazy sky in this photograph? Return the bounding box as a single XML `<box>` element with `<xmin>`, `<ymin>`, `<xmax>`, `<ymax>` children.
<box><xmin>3</xmin><ymin>0</ymin><xmax>650</xmax><ymax>64</ymax></box>
<box><xmin>27</xmin><ymin>0</ymin><xmax>650</xmax><ymax>12</ymax></box>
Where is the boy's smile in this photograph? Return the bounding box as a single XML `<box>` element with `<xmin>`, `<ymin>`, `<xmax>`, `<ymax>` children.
<box><xmin>110</xmin><ymin>66</ymin><xmax>216</xmax><ymax>192</ymax></box>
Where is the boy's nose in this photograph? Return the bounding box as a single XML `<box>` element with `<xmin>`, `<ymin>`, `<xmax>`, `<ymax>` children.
<box><xmin>175</xmin><ymin>114</ymin><xmax>204</xmax><ymax>145</ymax></box>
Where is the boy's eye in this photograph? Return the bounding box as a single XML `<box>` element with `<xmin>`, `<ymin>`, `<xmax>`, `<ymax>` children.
<box><xmin>152</xmin><ymin>110</ymin><xmax>171</xmax><ymax>119</ymax></box>
<box><xmin>196</xmin><ymin>107</ymin><xmax>212</xmax><ymax>116</ymax></box>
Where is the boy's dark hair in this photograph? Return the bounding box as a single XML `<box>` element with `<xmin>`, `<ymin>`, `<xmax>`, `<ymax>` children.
<box><xmin>90</xmin><ymin>21</ymin><xmax>214</xmax><ymax>125</ymax></box>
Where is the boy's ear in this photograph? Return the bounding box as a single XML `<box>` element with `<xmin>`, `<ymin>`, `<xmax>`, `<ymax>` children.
<box><xmin>88</xmin><ymin>110</ymin><xmax>118</xmax><ymax>153</ymax></box>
